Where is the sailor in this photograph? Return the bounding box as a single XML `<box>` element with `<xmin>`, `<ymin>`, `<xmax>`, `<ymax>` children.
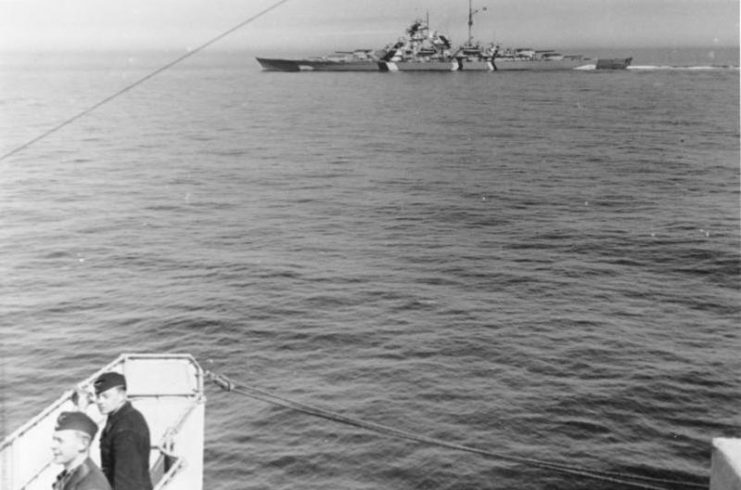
<box><xmin>94</xmin><ymin>372</ymin><xmax>153</xmax><ymax>490</ymax></box>
<box><xmin>51</xmin><ymin>411</ymin><xmax>111</xmax><ymax>490</ymax></box>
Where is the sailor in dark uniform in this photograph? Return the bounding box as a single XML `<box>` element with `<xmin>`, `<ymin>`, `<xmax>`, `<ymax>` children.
<box><xmin>51</xmin><ymin>411</ymin><xmax>111</xmax><ymax>490</ymax></box>
<box><xmin>94</xmin><ymin>372</ymin><xmax>153</xmax><ymax>490</ymax></box>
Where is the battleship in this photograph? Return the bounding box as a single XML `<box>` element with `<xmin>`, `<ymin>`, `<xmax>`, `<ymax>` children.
<box><xmin>258</xmin><ymin>2</ymin><xmax>632</xmax><ymax>73</ymax></box>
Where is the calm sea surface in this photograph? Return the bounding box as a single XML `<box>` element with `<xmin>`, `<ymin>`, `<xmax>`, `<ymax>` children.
<box><xmin>1</xmin><ymin>48</ymin><xmax>739</xmax><ymax>489</ymax></box>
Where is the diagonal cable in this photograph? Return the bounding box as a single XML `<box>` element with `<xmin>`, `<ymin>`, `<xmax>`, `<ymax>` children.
<box><xmin>0</xmin><ymin>0</ymin><xmax>292</xmax><ymax>162</ymax></box>
<box><xmin>206</xmin><ymin>370</ymin><xmax>708</xmax><ymax>490</ymax></box>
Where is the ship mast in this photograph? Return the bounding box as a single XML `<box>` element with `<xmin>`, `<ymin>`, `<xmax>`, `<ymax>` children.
<box><xmin>467</xmin><ymin>0</ymin><xmax>487</xmax><ymax>45</ymax></box>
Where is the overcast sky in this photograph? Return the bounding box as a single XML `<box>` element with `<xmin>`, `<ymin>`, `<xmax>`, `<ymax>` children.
<box><xmin>1</xmin><ymin>0</ymin><xmax>738</xmax><ymax>52</ymax></box>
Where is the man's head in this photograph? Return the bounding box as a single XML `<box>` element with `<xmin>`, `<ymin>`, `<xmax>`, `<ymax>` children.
<box><xmin>94</xmin><ymin>372</ymin><xmax>127</xmax><ymax>415</ymax></box>
<box><xmin>51</xmin><ymin>412</ymin><xmax>98</xmax><ymax>467</ymax></box>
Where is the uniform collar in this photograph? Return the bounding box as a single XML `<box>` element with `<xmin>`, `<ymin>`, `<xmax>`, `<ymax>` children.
<box><xmin>58</xmin><ymin>458</ymin><xmax>92</xmax><ymax>489</ymax></box>
<box><xmin>108</xmin><ymin>400</ymin><xmax>131</xmax><ymax>418</ymax></box>
<box><xmin>104</xmin><ymin>400</ymin><xmax>132</xmax><ymax>431</ymax></box>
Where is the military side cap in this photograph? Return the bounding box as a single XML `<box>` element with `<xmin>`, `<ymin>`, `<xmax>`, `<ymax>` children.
<box><xmin>55</xmin><ymin>411</ymin><xmax>98</xmax><ymax>438</ymax></box>
<box><xmin>93</xmin><ymin>372</ymin><xmax>126</xmax><ymax>395</ymax></box>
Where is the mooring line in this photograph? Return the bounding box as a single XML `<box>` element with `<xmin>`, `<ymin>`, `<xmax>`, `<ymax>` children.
<box><xmin>205</xmin><ymin>371</ymin><xmax>706</xmax><ymax>490</ymax></box>
<box><xmin>0</xmin><ymin>0</ymin><xmax>292</xmax><ymax>163</ymax></box>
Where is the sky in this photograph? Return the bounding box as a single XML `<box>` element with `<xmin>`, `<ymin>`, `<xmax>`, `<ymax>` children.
<box><xmin>0</xmin><ymin>0</ymin><xmax>738</xmax><ymax>53</ymax></box>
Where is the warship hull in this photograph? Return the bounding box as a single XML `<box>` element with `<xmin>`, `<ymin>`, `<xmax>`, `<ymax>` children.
<box><xmin>260</xmin><ymin>56</ymin><xmax>631</xmax><ymax>73</ymax></box>
<box><xmin>378</xmin><ymin>60</ymin><xmax>459</xmax><ymax>72</ymax></box>
<box><xmin>381</xmin><ymin>58</ymin><xmax>593</xmax><ymax>72</ymax></box>
<box><xmin>489</xmin><ymin>57</ymin><xmax>594</xmax><ymax>71</ymax></box>
<box><xmin>380</xmin><ymin>57</ymin><xmax>633</xmax><ymax>73</ymax></box>
<box><xmin>256</xmin><ymin>57</ymin><xmax>379</xmax><ymax>72</ymax></box>
<box><xmin>455</xmin><ymin>57</ymin><xmax>632</xmax><ymax>72</ymax></box>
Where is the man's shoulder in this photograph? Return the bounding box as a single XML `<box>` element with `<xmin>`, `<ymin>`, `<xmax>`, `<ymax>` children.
<box><xmin>116</xmin><ymin>402</ymin><xmax>150</xmax><ymax>428</ymax></box>
<box><xmin>69</xmin><ymin>459</ymin><xmax>111</xmax><ymax>490</ymax></box>
<box><xmin>122</xmin><ymin>401</ymin><xmax>147</xmax><ymax>418</ymax></box>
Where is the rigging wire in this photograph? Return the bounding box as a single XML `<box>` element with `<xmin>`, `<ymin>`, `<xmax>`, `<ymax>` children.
<box><xmin>205</xmin><ymin>370</ymin><xmax>707</xmax><ymax>490</ymax></box>
<box><xmin>0</xmin><ymin>0</ymin><xmax>293</xmax><ymax>163</ymax></box>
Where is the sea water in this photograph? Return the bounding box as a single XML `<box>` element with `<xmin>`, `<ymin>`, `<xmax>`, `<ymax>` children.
<box><xmin>0</xmin><ymin>47</ymin><xmax>739</xmax><ymax>489</ymax></box>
